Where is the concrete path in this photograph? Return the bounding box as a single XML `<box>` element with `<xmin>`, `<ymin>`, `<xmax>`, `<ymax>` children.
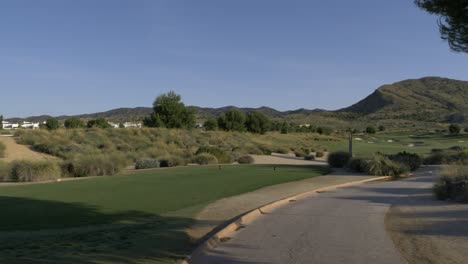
<box><xmin>190</xmin><ymin>167</ymin><xmax>439</xmax><ymax>264</ymax></box>
<box><xmin>187</xmin><ymin>169</ymin><xmax>377</xmax><ymax>242</ymax></box>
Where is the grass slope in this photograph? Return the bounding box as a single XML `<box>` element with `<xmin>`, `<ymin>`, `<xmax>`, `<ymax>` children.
<box><xmin>0</xmin><ymin>164</ymin><xmax>328</xmax><ymax>263</ymax></box>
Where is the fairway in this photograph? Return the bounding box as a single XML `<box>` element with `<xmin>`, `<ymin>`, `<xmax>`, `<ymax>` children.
<box><xmin>0</xmin><ymin>164</ymin><xmax>328</xmax><ymax>264</ymax></box>
<box><xmin>324</xmin><ymin>132</ymin><xmax>468</xmax><ymax>156</ymax></box>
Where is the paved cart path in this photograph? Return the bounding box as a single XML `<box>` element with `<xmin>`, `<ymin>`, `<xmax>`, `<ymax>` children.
<box><xmin>191</xmin><ymin>167</ymin><xmax>438</xmax><ymax>264</ymax></box>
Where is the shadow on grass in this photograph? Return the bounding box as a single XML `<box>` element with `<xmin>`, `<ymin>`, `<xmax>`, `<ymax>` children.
<box><xmin>0</xmin><ymin>196</ymin><xmax>195</xmax><ymax>264</ymax></box>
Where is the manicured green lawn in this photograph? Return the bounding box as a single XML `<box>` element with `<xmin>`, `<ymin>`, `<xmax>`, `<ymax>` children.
<box><xmin>0</xmin><ymin>164</ymin><xmax>328</xmax><ymax>264</ymax></box>
<box><xmin>325</xmin><ymin>132</ymin><xmax>468</xmax><ymax>156</ymax></box>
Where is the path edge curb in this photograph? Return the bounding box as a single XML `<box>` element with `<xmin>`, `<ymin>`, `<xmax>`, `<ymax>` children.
<box><xmin>181</xmin><ymin>175</ymin><xmax>391</xmax><ymax>264</ymax></box>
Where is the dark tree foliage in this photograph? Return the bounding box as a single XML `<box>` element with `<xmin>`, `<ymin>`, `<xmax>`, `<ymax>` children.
<box><xmin>87</xmin><ymin>118</ymin><xmax>111</xmax><ymax>129</ymax></box>
<box><xmin>280</xmin><ymin>122</ymin><xmax>288</xmax><ymax>134</ymax></box>
<box><xmin>203</xmin><ymin>117</ymin><xmax>218</xmax><ymax>131</ymax></box>
<box><xmin>449</xmin><ymin>123</ymin><xmax>461</xmax><ymax>134</ymax></box>
<box><xmin>378</xmin><ymin>125</ymin><xmax>386</xmax><ymax>132</ymax></box>
<box><xmin>0</xmin><ymin>115</ymin><xmax>3</xmax><ymax>129</ymax></box>
<box><xmin>64</xmin><ymin>117</ymin><xmax>85</xmax><ymax>129</ymax></box>
<box><xmin>217</xmin><ymin>109</ymin><xmax>246</xmax><ymax>131</ymax></box>
<box><xmin>366</xmin><ymin>126</ymin><xmax>377</xmax><ymax>134</ymax></box>
<box><xmin>144</xmin><ymin>91</ymin><xmax>195</xmax><ymax>129</ymax></box>
<box><xmin>245</xmin><ymin>111</ymin><xmax>270</xmax><ymax>134</ymax></box>
<box><xmin>45</xmin><ymin>118</ymin><xmax>60</xmax><ymax>130</ymax></box>
<box><xmin>415</xmin><ymin>0</ymin><xmax>468</xmax><ymax>53</ymax></box>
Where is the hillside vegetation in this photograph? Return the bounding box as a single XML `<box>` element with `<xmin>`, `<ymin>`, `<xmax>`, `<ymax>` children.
<box><xmin>9</xmin><ymin>128</ymin><xmax>337</xmax><ymax>179</ymax></box>
<box><xmin>341</xmin><ymin>77</ymin><xmax>468</xmax><ymax>122</ymax></box>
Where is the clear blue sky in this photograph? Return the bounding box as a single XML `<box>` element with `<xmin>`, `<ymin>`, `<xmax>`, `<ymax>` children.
<box><xmin>1</xmin><ymin>0</ymin><xmax>467</xmax><ymax>118</ymax></box>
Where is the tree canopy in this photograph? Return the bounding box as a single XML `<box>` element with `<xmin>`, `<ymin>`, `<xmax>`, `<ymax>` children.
<box><xmin>415</xmin><ymin>0</ymin><xmax>468</xmax><ymax>53</ymax></box>
<box><xmin>87</xmin><ymin>118</ymin><xmax>111</xmax><ymax>129</ymax></box>
<box><xmin>217</xmin><ymin>109</ymin><xmax>246</xmax><ymax>132</ymax></box>
<box><xmin>245</xmin><ymin>111</ymin><xmax>270</xmax><ymax>134</ymax></box>
<box><xmin>64</xmin><ymin>117</ymin><xmax>85</xmax><ymax>129</ymax></box>
<box><xmin>144</xmin><ymin>91</ymin><xmax>195</xmax><ymax>129</ymax></box>
<box><xmin>45</xmin><ymin>118</ymin><xmax>60</xmax><ymax>130</ymax></box>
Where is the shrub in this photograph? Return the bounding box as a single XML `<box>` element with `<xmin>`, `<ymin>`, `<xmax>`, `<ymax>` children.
<box><xmin>449</xmin><ymin>146</ymin><xmax>464</xmax><ymax>151</ymax></box>
<box><xmin>237</xmin><ymin>155</ymin><xmax>254</xmax><ymax>164</ymax></box>
<box><xmin>257</xmin><ymin>145</ymin><xmax>273</xmax><ymax>155</ymax></box>
<box><xmin>366</xmin><ymin>154</ymin><xmax>409</xmax><ymax>178</ymax></box>
<box><xmin>0</xmin><ymin>142</ymin><xmax>5</xmax><ymax>158</ymax></box>
<box><xmin>275</xmin><ymin>147</ymin><xmax>289</xmax><ymax>154</ymax></box>
<box><xmin>135</xmin><ymin>159</ymin><xmax>160</xmax><ymax>169</ymax></box>
<box><xmin>45</xmin><ymin>118</ymin><xmax>60</xmax><ymax>130</ymax></box>
<box><xmin>347</xmin><ymin>157</ymin><xmax>368</xmax><ymax>173</ymax></box>
<box><xmin>388</xmin><ymin>151</ymin><xmax>422</xmax><ymax>171</ymax></box>
<box><xmin>192</xmin><ymin>153</ymin><xmax>218</xmax><ymax>165</ymax></box>
<box><xmin>0</xmin><ymin>161</ymin><xmax>11</xmax><ymax>181</ymax></box>
<box><xmin>449</xmin><ymin>124</ymin><xmax>461</xmax><ymax>135</ymax></box>
<box><xmin>434</xmin><ymin>166</ymin><xmax>468</xmax><ymax>202</ymax></box>
<box><xmin>328</xmin><ymin>151</ymin><xmax>351</xmax><ymax>168</ymax></box>
<box><xmin>159</xmin><ymin>155</ymin><xmax>185</xmax><ymax>167</ymax></box>
<box><xmin>294</xmin><ymin>151</ymin><xmax>305</xmax><ymax>158</ymax></box>
<box><xmin>196</xmin><ymin>146</ymin><xmax>232</xmax><ymax>164</ymax></box>
<box><xmin>315</xmin><ymin>151</ymin><xmax>324</xmax><ymax>158</ymax></box>
<box><xmin>69</xmin><ymin>153</ymin><xmax>127</xmax><ymax>177</ymax></box>
<box><xmin>64</xmin><ymin>117</ymin><xmax>85</xmax><ymax>129</ymax></box>
<box><xmin>423</xmin><ymin>152</ymin><xmax>452</xmax><ymax>165</ymax></box>
<box><xmin>304</xmin><ymin>155</ymin><xmax>315</xmax><ymax>161</ymax></box>
<box><xmin>203</xmin><ymin>118</ymin><xmax>218</xmax><ymax>131</ymax></box>
<box><xmin>431</xmin><ymin>148</ymin><xmax>443</xmax><ymax>153</ymax></box>
<box><xmin>9</xmin><ymin>160</ymin><xmax>61</xmax><ymax>182</ymax></box>
<box><xmin>366</xmin><ymin>126</ymin><xmax>376</xmax><ymax>134</ymax></box>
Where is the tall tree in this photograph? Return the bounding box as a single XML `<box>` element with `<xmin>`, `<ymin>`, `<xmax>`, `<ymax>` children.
<box><xmin>245</xmin><ymin>111</ymin><xmax>270</xmax><ymax>134</ymax></box>
<box><xmin>0</xmin><ymin>115</ymin><xmax>3</xmax><ymax>129</ymax></box>
<box><xmin>64</xmin><ymin>117</ymin><xmax>85</xmax><ymax>129</ymax></box>
<box><xmin>144</xmin><ymin>91</ymin><xmax>195</xmax><ymax>129</ymax></box>
<box><xmin>45</xmin><ymin>118</ymin><xmax>60</xmax><ymax>130</ymax></box>
<box><xmin>218</xmin><ymin>109</ymin><xmax>246</xmax><ymax>131</ymax></box>
<box><xmin>415</xmin><ymin>0</ymin><xmax>468</xmax><ymax>53</ymax></box>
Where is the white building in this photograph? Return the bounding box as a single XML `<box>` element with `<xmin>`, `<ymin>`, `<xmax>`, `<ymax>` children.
<box><xmin>2</xmin><ymin>121</ymin><xmax>39</xmax><ymax>130</ymax></box>
<box><xmin>123</xmin><ymin>122</ymin><xmax>142</xmax><ymax>128</ymax></box>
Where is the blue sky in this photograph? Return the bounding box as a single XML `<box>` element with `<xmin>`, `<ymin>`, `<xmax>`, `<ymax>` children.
<box><xmin>1</xmin><ymin>0</ymin><xmax>467</xmax><ymax>118</ymax></box>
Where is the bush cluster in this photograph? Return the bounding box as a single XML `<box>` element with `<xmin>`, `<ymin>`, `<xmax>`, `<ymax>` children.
<box><xmin>196</xmin><ymin>146</ymin><xmax>232</xmax><ymax>164</ymax></box>
<box><xmin>304</xmin><ymin>155</ymin><xmax>315</xmax><ymax>161</ymax></box>
<box><xmin>327</xmin><ymin>152</ymin><xmax>351</xmax><ymax>168</ymax></box>
<box><xmin>388</xmin><ymin>151</ymin><xmax>422</xmax><ymax>171</ymax></box>
<box><xmin>8</xmin><ymin>160</ymin><xmax>61</xmax><ymax>182</ymax></box>
<box><xmin>237</xmin><ymin>155</ymin><xmax>254</xmax><ymax>164</ymax></box>
<box><xmin>192</xmin><ymin>153</ymin><xmax>218</xmax><ymax>165</ymax></box>
<box><xmin>135</xmin><ymin>159</ymin><xmax>160</xmax><ymax>170</ymax></box>
<box><xmin>159</xmin><ymin>155</ymin><xmax>185</xmax><ymax>167</ymax></box>
<box><xmin>0</xmin><ymin>142</ymin><xmax>5</xmax><ymax>158</ymax></box>
<box><xmin>315</xmin><ymin>151</ymin><xmax>324</xmax><ymax>158</ymax></box>
<box><xmin>65</xmin><ymin>153</ymin><xmax>127</xmax><ymax>177</ymax></box>
<box><xmin>434</xmin><ymin>166</ymin><xmax>468</xmax><ymax>202</ymax></box>
<box><xmin>366</xmin><ymin>154</ymin><xmax>409</xmax><ymax>178</ymax></box>
<box><xmin>346</xmin><ymin>157</ymin><xmax>368</xmax><ymax>173</ymax></box>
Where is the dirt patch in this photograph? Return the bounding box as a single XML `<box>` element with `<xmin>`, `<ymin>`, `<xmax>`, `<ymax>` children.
<box><xmin>0</xmin><ymin>136</ymin><xmax>58</xmax><ymax>162</ymax></box>
<box><xmin>386</xmin><ymin>192</ymin><xmax>468</xmax><ymax>264</ymax></box>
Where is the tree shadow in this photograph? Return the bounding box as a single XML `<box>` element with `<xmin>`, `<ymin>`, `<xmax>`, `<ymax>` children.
<box><xmin>0</xmin><ymin>196</ymin><xmax>197</xmax><ymax>264</ymax></box>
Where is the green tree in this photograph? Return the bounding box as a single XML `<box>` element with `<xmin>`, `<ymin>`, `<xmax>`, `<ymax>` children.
<box><xmin>217</xmin><ymin>109</ymin><xmax>246</xmax><ymax>131</ymax></box>
<box><xmin>64</xmin><ymin>117</ymin><xmax>85</xmax><ymax>129</ymax></box>
<box><xmin>87</xmin><ymin>118</ymin><xmax>111</xmax><ymax>129</ymax></box>
<box><xmin>45</xmin><ymin>118</ymin><xmax>60</xmax><ymax>130</ymax></box>
<box><xmin>317</xmin><ymin>127</ymin><xmax>323</xmax><ymax>134</ymax></box>
<box><xmin>280</xmin><ymin>122</ymin><xmax>288</xmax><ymax>134</ymax></box>
<box><xmin>203</xmin><ymin>117</ymin><xmax>218</xmax><ymax>131</ymax></box>
<box><xmin>449</xmin><ymin>124</ymin><xmax>461</xmax><ymax>134</ymax></box>
<box><xmin>366</xmin><ymin>126</ymin><xmax>377</xmax><ymax>134</ymax></box>
<box><xmin>0</xmin><ymin>115</ymin><xmax>3</xmax><ymax>129</ymax></box>
<box><xmin>245</xmin><ymin>111</ymin><xmax>270</xmax><ymax>134</ymax></box>
<box><xmin>378</xmin><ymin>125</ymin><xmax>386</xmax><ymax>132</ymax></box>
<box><xmin>464</xmin><ymin>127</ymin><xmax>468</xmax><ymax>133</ymax></box>
<box><xmin>415</xmin><ymin>0</ymin><xmax>467</xmax><ymax>53</ymax></box>
<box><xmin>144</xmin><ymin>91</ymin><xmax>195</xmax><ymax>129</ymax></box>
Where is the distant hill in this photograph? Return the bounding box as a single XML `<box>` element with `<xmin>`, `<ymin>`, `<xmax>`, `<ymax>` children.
<box><xmin>339</xmin><ymin>77</ymin><xmax>468</xmax><ymax>122</ymax></box>
<box><xmin>7</xmin><ymin>77</ymin><xmax>468</xmax><ymax>126</ymax></box>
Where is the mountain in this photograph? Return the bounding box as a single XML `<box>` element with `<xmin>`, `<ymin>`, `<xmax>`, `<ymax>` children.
<box><xmin>339</xmin><ymin>77</ymin><xmax>468</xmax><ymax>122</ymax></box>
<box><xmin>6</xmin><ymin>77</ymin><xmax>468</xmax><ymax>126</ymax></box>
